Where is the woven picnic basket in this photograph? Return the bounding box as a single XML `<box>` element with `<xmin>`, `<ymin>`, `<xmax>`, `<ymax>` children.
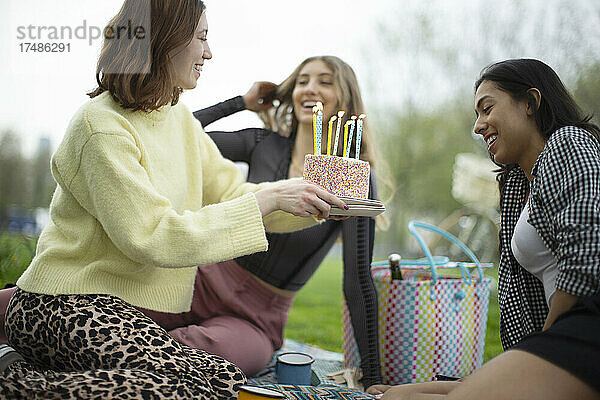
<box><xmin>343</xmin><ymin>221</ymin><xmax>492</xmax><ymax>384</ymax></box>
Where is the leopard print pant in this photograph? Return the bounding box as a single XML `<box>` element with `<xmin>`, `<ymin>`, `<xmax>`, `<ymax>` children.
<box><xmin>0</xmin><ymin>289</ymin><xmax>246</xmax><ymax>399</ymax></box>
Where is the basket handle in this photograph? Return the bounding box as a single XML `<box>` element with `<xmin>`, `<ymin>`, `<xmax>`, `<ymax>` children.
<box><xmin>370</xmin><ymin>255</ymin><xmax>449</xmax><ymax>269</ymax></box>
<box><xmin>408</xmin><ymin>221</ymin><xmax>485</xmax><ymax>284</ymax></box>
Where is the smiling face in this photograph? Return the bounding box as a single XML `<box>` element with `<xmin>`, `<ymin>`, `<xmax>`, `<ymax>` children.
<box><xmin>473</xmin><ymin>80</ymin><xmax>544</xmax><ymax>169</ymax></box>
<box><xmin>170</xmin><ymin>12</ymin><xmax>212</xmax><ymax>90</ymax></box>
<box><xmin>292</xmin><ymin>60</ymin><xmax>339</xmax><ymax>127</ymax></box>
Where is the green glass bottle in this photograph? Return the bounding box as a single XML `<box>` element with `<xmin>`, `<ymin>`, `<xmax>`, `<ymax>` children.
<box><xmin>389</xmin><ymin>253</ymin><xmax>403</xmax><ymax>281</ymax></box>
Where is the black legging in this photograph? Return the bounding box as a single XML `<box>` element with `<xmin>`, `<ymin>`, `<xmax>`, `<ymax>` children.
<box><xmin>1</xmin><ymin>289</ymin><xmax>246</xmax><ymax>399</ymax></box>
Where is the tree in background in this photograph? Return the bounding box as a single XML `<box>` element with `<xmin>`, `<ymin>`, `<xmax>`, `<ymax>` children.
<box><xmin>573</xmin><ymin>62</ymin><xmax>600</xmax><ymax>126</ymax></box>
<box><xmin>365</xmin><ymin>0</ymin><xmax>600</xmax><ymax>260</ymax></box>
<box><xmin>30</xmin><ymin>137</ymin><xmax>55</xmax><ymax>209</ymax></box>
<box><xmin>0</xmin><ymin>130</ymin><xmax>55</xmax><ymax>231</ymax></box>
<box><xmin>0</xmin><ymin>131</ymin><xmax>29</xmax><ymax>229</ymax></box>
<box><xmin>375</xmin><ymin>101</ymin><xmax>490</xmax><ymax>257</ymax></box>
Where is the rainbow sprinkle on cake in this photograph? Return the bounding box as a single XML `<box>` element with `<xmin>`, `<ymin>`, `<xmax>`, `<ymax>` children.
<box><xmin>303</xmin><ymin>154</ymin><xmax>370</xmax><ymax>199</ymax></box>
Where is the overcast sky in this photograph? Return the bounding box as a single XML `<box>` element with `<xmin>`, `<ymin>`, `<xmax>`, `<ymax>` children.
<box><xmin>0</xmin><ymin>0</ymin><xmax>389</xmax><ymax>154</ymax></box>
<box><xmin>1</xmin><ymin>0</ymin><xmax>599</xmax><ymax>155</ymax></box>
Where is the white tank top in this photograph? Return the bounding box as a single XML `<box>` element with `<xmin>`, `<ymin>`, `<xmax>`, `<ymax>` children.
<box><xmin>511</xmin><ymin>197</ymin><xmax>558</xmax><ymax>306</ymax></box>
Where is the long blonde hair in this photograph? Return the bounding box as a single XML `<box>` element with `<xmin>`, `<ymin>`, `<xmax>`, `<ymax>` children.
<box><xmin>263</xmin><ymin>55</ymin><xmax>392</xmax><ymax>229</ymax></box>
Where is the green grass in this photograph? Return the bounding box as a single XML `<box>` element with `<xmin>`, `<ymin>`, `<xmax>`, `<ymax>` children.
<box><xmin>0</xmin><ymin>232</ymin><xmax>36</xmax><ymax>288</ymax></box>
<box><xmin>286</xmin><ymin>257</ymin><xmax>503</xmax><ymax>363</ymax></box>
<box><xmin>0</xmin><ymin>232</ymin><xmax>503</xmax><ymax>363</ymax></box>
<box><xmin>285</xmin><ymin>258</ymin><xmax>346</xmax><ymax>351</ymax></box>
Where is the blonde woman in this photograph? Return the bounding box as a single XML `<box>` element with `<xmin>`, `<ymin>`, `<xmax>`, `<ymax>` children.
<box><xmin>142</xmin><ymin>55</ymin><xmax>387</xmax><ymax>388</ymax></box>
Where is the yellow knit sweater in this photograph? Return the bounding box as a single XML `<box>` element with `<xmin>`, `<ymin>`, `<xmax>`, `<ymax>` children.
<box><xmin>17</xmin><ymin>92</ymin><xmax>316</xmax><ymax>312</ymax></box>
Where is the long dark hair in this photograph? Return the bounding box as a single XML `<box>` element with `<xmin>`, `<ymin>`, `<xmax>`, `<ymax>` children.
<box><xmin>474</xmin><ymin>59</ymin><xmax>600</xmax><ymax>203</ymax></box>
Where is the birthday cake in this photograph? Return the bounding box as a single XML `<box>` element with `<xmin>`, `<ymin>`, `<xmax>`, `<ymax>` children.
<box><xmin>303</xmin><ymin>154</ymin><xmax>370</xmax><ymax>199</ymax></box>
<box><xmin>303</xmin><ymin>102</ymin><xmax>370</xmax><ymax>199</ymax></box>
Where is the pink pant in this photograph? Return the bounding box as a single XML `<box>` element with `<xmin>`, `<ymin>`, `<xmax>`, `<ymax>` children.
<box><xmin>137</xmin><ymin>260</ymin><xmax>294</xmax><ymax>376</ymax></box>
<box><xmin>0</xmin><ymin>261</ymin><xmax>293</xmax><ymax>376</ymax></box>
<box><xmin>0</xmin><ymin>286</ymin><xmax>16</xmax><ymax>345</ymax></box>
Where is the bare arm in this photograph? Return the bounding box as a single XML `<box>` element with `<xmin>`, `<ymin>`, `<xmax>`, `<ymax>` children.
<box><xmin>367</xmin><ymin>382</ymin><xmax>460</xmax><ymax>399</ymax></box>
<box><xmin>542</xmin><ymin>289</ymin><xmax>579</xmax><ymax>330</ymax></box>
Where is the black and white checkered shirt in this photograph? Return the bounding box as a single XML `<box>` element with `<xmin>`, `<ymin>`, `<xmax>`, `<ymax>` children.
<box><xmin>498</xmin><ymin>125</ymin><xmax>600</xmax><ymax>349</ymax></box>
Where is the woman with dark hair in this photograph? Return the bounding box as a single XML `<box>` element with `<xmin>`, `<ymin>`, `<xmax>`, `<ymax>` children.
<box><xmin>367</xmin><ymin>59</ymin><xmax>600</xmax><ymax>399</ymax></box>
<box><xmin>139</xmin><ymin>55</ymin><xmax>389</xmax><ymax>386</ymax></box>
<box><xmin>474</xmin><ymin>58</ymin><xmax>600</xmax><ymax>348</ymax></box>
<box><xmin>0</xmin><ymin>0</ymin><xmax>348</xmax><ymax>398</ymax></box>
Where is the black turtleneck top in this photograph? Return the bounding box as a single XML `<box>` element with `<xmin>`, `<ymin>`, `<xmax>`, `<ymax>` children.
<box><xmin>194</xmin><ymin>96</ymin><xmax>382</xmax><ymax>387</ymax></box>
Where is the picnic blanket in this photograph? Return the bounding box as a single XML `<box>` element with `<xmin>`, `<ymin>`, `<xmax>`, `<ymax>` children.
<box><xmin>256</xmin><ymin>384</ymin><xmax>375</xmax><ymax>400</ymax></box>
<box><xmin>248</xmin><ymin>339</ymin><xmax>345</xmax><ymax>386</ymax></box>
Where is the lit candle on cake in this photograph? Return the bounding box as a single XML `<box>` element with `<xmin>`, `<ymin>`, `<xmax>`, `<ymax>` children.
<box><xmin>343</xmin><ymin>120</ymin><xmax>350</xmax><ymax>158</ymax></box>
<box><xmin>327</xmin><ymin>115</ymin><xmax>336</xmax><ymax>155</ymax></box>
<box><xmin>316</xmin><ymin>102</ymin><xmax>323</xmax><ymax>154</ymax></box>
<box><xmin>345</xmin><ymin>116</ymin><xmax>357</xmax><ymax>158</ymax></box>
<box><xmin>355</xmin><ymin>114</ymin><xmax>366</xmax><ymax>160</ymax></box>
<box><xmin>333</xmin><ymin>111</ymin><xmax>345</xmax><ymax>156</ymax></box>
<box><xmin>312</xmin><ymin>105</ymin><xmax>318</xmax><ymax>154</ymax></box>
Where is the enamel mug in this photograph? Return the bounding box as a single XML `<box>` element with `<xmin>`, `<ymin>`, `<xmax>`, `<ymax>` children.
<box><xmin>275</xmin><ymin>352</ymin><xmax>314</xmax><ymax>385</ymax></box>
